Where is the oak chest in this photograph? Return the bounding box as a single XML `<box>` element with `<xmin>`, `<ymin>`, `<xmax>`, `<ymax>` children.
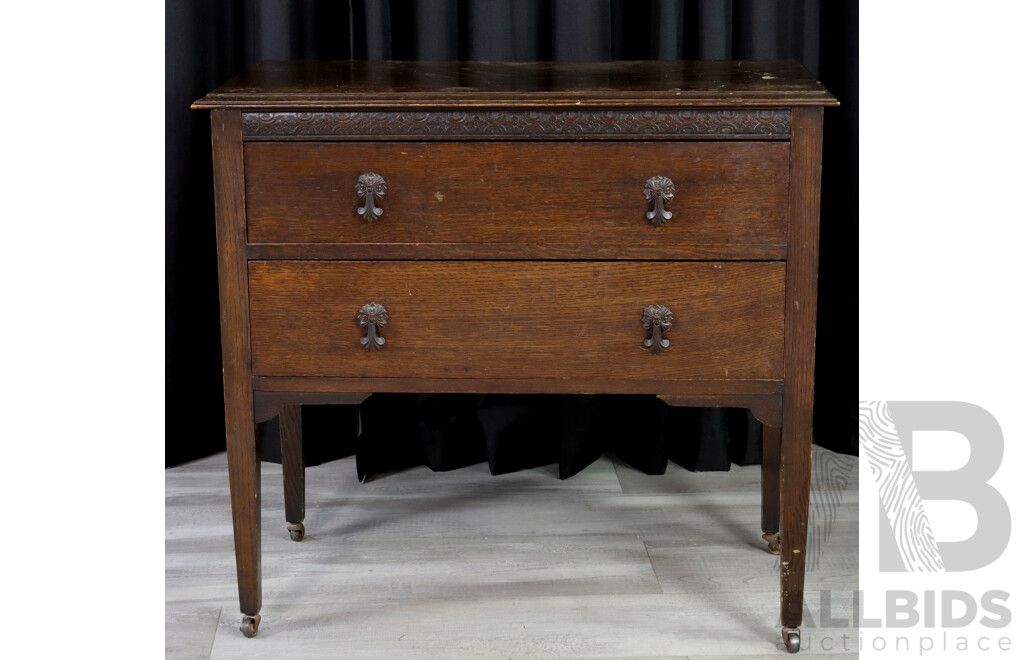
<box><xmin>194</xmin><ymin>60</ymin><xmax>837</xmax><ymax>653</ymax></box>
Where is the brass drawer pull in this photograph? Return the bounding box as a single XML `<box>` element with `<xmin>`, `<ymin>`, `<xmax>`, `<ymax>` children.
<box><xmin>644</xmin><ymin>175</ymin><xmax>675</xmax><ymax>226</ymax></box>
<box><xmin>356</xmin><ymin>172</ymin><xmax>387</xmax><ymax>221</ymax></box>
<box><xmin>357</xmin><ymin>302</ymin><xmax>389</xmax><ymax>349</ymax></box>
<box><xmin>642</xmin><ymin>304</ymin><xmax>673</xmax><ymax>353</ymax></box>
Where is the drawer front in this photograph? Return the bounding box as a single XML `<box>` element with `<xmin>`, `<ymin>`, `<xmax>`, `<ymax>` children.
<box><xmin>249</xmin><ymin>261</ymin><xmax>785</xmax><ymax>381</ymax></box>
<box><xmin>244</xmin><ymin>142</ymin><xmax>789</xmax><ymax>258</ymax></box>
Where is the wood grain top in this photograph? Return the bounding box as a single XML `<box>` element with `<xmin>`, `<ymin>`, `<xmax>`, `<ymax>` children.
<box><xmin>192</xmin><ymin>60</ymin><xmax>838</xmax><ymax>109</ymax></box>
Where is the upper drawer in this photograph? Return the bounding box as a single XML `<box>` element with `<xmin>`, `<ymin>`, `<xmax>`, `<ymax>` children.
<box><xmin>243</xmin><ymin>141</ymin><xmax>789</xmax><ymax>259</ymax></box>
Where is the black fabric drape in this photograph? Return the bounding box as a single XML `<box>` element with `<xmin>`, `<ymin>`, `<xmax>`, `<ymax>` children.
<box><xmin>166</xmin><ymin>0</ymin><xmax>858</xmax><ymax>477</ymax></box>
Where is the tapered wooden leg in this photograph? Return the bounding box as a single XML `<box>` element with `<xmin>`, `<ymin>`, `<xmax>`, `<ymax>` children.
<box><xmin>779</xmin><ymin>408</ymin><xmax>812</xmax><ymax>634</ymax></box>
<box><xmin>761</xmin><ymin>422</ymin><xmax>781</xmax><ymax>554</ymax></box>
<box><xmin>225</xmin><ymin>399</ymin><xmax>261</xmax><ymax>634</ymax></box>
<box><xmin>211</xmin><ymin>109</ymin><xmax>262</xmax><ymax>636</ymax></box>
<box><xmin>279</xmin><ymin>405</ymin><xmax>305</xmax><ymax>541</ymax></box>
<box><xmin>778</xmin><ymin>106</ymin><xmax>824</xmax><ymax>652</ymax></box>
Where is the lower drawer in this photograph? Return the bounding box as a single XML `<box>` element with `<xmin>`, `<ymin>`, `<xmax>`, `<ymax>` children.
<box><xmin>248</xmin><ymin>261</ymin><xmax>785</xmax><ymax>381</ymax></box>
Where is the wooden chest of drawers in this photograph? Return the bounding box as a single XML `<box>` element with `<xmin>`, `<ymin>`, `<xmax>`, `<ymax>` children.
<box><xmin>194</xmin><ymin>60</ymin><xmax>837</xmax><ymax>653</ymax></box>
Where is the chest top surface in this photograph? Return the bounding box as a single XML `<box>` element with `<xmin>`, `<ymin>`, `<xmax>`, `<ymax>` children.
<box><xmin>192</xmin><ymin>60</ymin><xmax>837</xmax><ymax>110</ymax></box>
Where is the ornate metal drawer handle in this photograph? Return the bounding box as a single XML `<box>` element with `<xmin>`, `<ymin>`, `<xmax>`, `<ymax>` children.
<box><xmin>643</xmin><ymin>175</ymin><xmax>675</xmax><ymax>226</ymax></box>
<box><xmin>642</xmin><ymin>304</ymin><xmax>673</xmax><ymax>353</ymax></box>
<box><xmin>357</xmin><ymin>302</ymin><xmax>388</xmax><ymax>349</ymax></box>
<box><xmin>356</xmin><ymin>172</ymin><xmax>387</xmax><ymax>221</ymax></box>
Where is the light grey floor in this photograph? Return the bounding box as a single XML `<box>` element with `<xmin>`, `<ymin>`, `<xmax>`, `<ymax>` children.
<box><xmin>166</xmin><ymin>447</ymin><xmax>859</xmax><ymax>659</ymax></box>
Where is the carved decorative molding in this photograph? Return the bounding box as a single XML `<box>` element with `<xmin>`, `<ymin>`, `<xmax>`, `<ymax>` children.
<box><xmin>241</xmin><ymin>110</ymin><xmax>790</xmax><ymax>139</ymax></box>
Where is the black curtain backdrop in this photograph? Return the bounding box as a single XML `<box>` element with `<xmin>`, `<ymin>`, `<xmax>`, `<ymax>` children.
<box><xmin>166</xmin><ymin>0</ymin><xmax>858</xmax><ymax>477</ymax></box>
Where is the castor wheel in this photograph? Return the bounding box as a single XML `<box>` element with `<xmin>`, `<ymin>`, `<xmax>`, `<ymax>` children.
<box><xmin>762</xmin><ymin>532</ymin><xmax>781</xmax><ymax>555</ymax></box>
<box><xmin>782</xmin><ymin>626</ymin><xmax>800</xmax><ymax>653</ymax></box>
<box><xmin>240</xmin><ymin>613</ymin><xmax>261</xmax><ymax>638</ymax></box>
<box><xmin>287</xmin><ymin>522</ymin><xmax>305</xmax><ymax>542</ymax></box>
